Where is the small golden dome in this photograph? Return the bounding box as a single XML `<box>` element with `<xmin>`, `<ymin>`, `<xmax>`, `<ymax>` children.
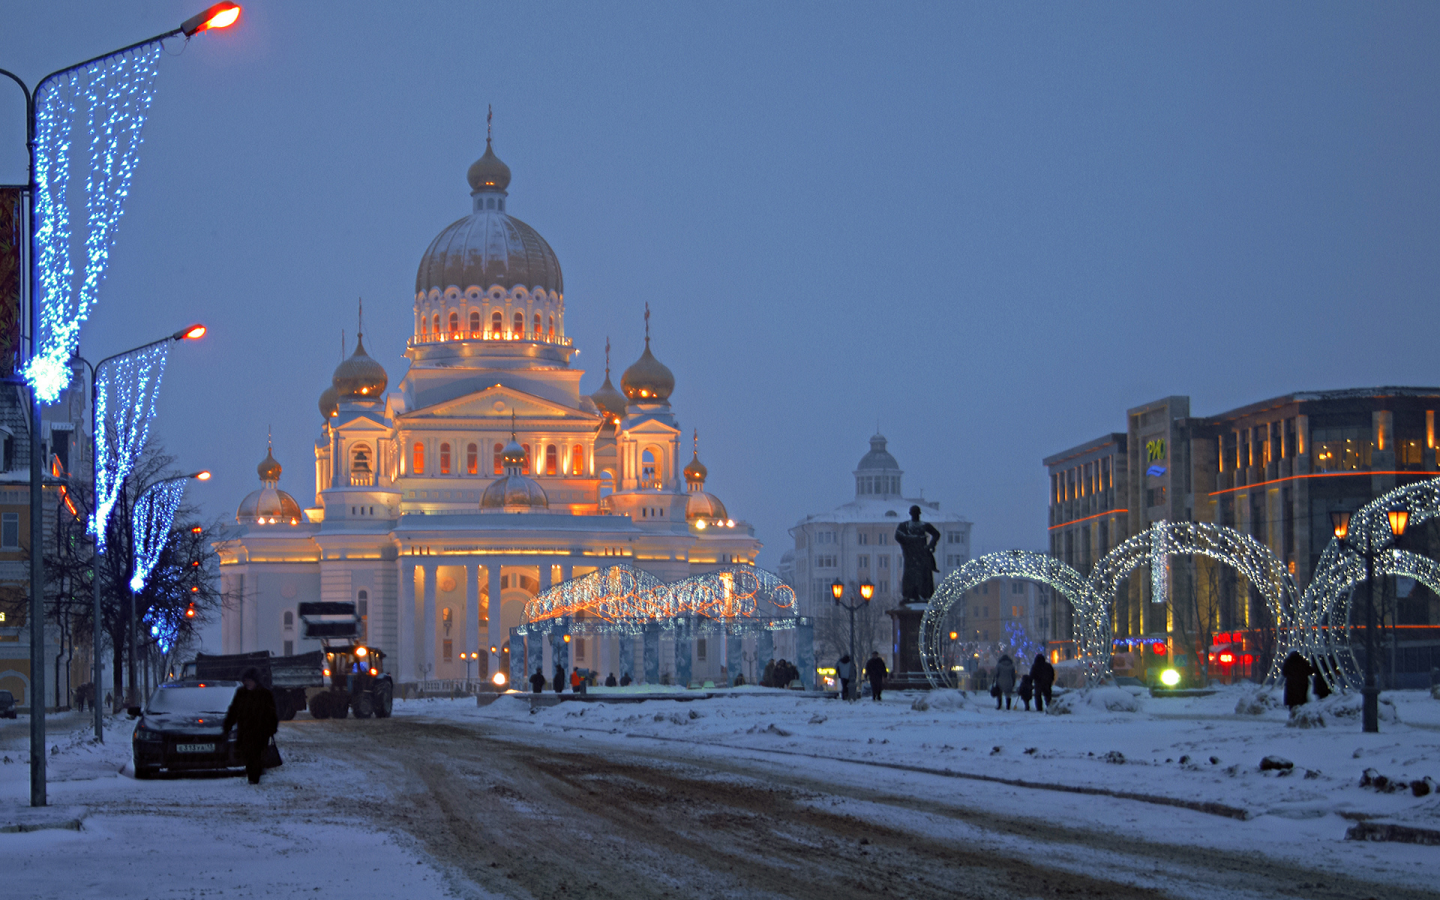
<box><xmin>480</xmin><ymin>471</ymin><xmax>548</xmax><ymax>512</ymax></box>
<box><xmin>257</xmin><ymin>447</ymin><xmax>282</xmax><ymax>483</ymax></box>
<box><xmin>621</xmin><ymin>339</ymin><xmax>674</xmax><ymax>402</ymax></box>
<box><xmin>501</xmin><ymin>438</ymin><xmax>526</xmax><ymax>468</ymax></box>
<box><xmin>685</xmin><ymin>490</ymin><xmax>727</xmax><ymax>523</ymax></box>
<box><xmin>332</xmin><ymin>333</ymin><xmax>388</xmax><ymax>399</ymax></box>
<box><xmin>591</xmin><ymin>373</ymin><xmax>626</xmax><ymax>423</ymax></box>
<box><xmin>318</xmin><ymin>384</ymin><xmax>339</xmax><ymax>419</ymax></box>
<box><xmin>467</xmin><ymin>139</ymin><xmax>512</xmax><ymax>193</ymax></box>
<box><xmin>684</xmin><ymin>452</ymin><xmax>707</xmax><ymax>484</ymax></box>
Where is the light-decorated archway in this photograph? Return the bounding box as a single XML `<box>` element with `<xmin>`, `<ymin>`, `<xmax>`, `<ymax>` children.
<box><xmin>920</xmin><ymin>551</ymin><xmax>1101</xmax><ymax>689</ymax></box>
<box><xmin>1089</xmin><ymin>521</ymin><xmax>1303</xmax><ymax>685</ymax></box>
<box><xmin>1300</xmin><ymin>476</ymin><xmax>1440</xmax><ymax>692</ymax></box>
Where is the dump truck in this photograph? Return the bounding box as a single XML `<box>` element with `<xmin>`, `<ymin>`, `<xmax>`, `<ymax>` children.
<box><xmin>184</xmin><ymin>649</ymin><xmax>324</xmax><ymax>721</ymax></box>
<box><xmin>299</xmin><ymin>601</ymin><xmax>394</xmax><ymax>719</ymax></box>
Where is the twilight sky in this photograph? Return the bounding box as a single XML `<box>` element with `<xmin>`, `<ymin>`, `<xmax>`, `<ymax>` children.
<box><xmin>2</xmin><ymin>2</ymin><xmax>1438</xmax><ymax>568</ymax></box>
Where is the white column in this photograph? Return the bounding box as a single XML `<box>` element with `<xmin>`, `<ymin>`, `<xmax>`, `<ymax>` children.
<box><xmin>465</xmin><ymin>564</ymin><xmax>480</xmax><ymax>662</ymax></box>
<box><xmin>398</xmin><ymin>560</ymin><xmax>416</xmax><ymax>684</ymax></box>
<box><xmin>487</xmin><ymin>563</ymin><xmax>503</xmax><ymax>674</ymax></box>
<box><xmin>422</xmin><ymin>562</ymin><xmax>437</xmax><ymax>682</ymax></box>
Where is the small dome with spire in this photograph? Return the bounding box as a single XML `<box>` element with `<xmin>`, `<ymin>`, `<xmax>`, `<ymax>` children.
<box><xmin>332</xmin><ymin>333</ymin><xmax>388</xmax><ymax>399</ymax></box>
<box><xmin>684</xmin><ymin>430</ymin><xmax>727</xmax><ymax>523</ymax></box>
<box><xmin>590</xmin><ymin>338</ymin><xmax>626</xmax><ymax>423</ymax></box>
<box><xmin>683</xmin><ymin>429</ymin><xmax>708</xmax><ymax>484</ymax></box>
<box><xmin>237</xmin><ymin>443</ymin><xmax>303</xmax><ymax>526</ymax></box>
<box><xmin>318</xmin><ymin>383</ymin><xmax>339</xmax><ymax>420</ymax></box>
<box><xmin>481</xmin><ymin>419</ymin><xmax>549</xmax><ymax>512</ymax></box>
<box><xmin>467</xmin><ymin>139</ymin><xmax>512</xmax><ymax>193</ymax></box>
<box><xmin>257</xmin><ymin>447</ymin><xmax>282</xmax><ymax>483</ymax></box>
<box><xmin>621</xmin><ymin>306</ymin><xmax>674</xmax><ymax>402</ymax></box>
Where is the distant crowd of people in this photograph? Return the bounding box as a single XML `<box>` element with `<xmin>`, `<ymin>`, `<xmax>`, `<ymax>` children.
<box><xmin>988</xmin><ymin>653</ymin><xmax>1056</xmax><ymax>712</ymax></box>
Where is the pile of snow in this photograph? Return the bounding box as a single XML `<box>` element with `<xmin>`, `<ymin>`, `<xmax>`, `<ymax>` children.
<box><xmin>1287</xmin><ymin>691</ymin><xmax>1400</xmax><ymax>729</ymax></box>
<box><xmin>911</xmin><ymin>691</ymin><xmax>968</xmax><ymax>712</ymax></box>
<box><xmin>1235</xmin><ymin>684</ymin><xmax>1284</xmax><ymax>715</ymax></box>
<box><xmin>1049</xmin><ymin>686</ymin><xmax>1141</xmax><ymax>715</ymax></box>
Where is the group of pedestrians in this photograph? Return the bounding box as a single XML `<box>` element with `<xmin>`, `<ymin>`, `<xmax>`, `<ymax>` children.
<box><xmin>989</xmin><ymin>653</ymin><xmax>1055</xmax><ymax>712</ymax></box>
<box><xmin>1281</xmin><ymin>651</ymin><xmax>1331</xmax><ymax>711</ymax></box>
<box><xmin>833</xmin><ymin>651</ymin><xmax>891</xmax><ymax>701</ymax></box>
<box><xmin>761</xmin><ymin>658</ymin><xmax>799</xmax><ymax>688</ymax></box>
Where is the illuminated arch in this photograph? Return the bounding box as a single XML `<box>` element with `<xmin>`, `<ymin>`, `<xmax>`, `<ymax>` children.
<box><xmin>523</xmin><ymin>564</ymin><xmax>796</xmax><ymax>633</ymax></box>
<box><xmin>920</xmin><ymin>551</ymin><xmax>1099</xmax><ymax>688</ymax></box>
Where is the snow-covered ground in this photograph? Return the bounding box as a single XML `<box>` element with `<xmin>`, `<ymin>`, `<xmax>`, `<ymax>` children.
<box><xmin>0</xmin><ymin>710</ymin><xmax>468</xmax><ymax>899</ymax></box>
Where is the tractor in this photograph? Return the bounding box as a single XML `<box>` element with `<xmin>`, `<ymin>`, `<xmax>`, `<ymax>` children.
<box><xmin>299</xmin><ymin>601</ymin><xmax>394</xmax><ymax>719</ymax></box>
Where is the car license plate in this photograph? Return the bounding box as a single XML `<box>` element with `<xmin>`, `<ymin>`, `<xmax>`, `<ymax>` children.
<box><xmin>175</xmin><ymin>743</ymin><xmax>215</xmax><ymax>753</ymax></box>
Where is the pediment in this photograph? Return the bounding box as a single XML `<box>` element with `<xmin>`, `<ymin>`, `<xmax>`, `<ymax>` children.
<box><xmin>403</xmin><ymin>385</ymin><xmax>598</xmax><ymax>423</ymax></box>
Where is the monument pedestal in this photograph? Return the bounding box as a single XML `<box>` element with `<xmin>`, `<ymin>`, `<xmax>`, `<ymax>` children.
<box><xmin>886</xmin><ymin>602</ymin><xmax>933</xmax><ymax>690</ymax></box>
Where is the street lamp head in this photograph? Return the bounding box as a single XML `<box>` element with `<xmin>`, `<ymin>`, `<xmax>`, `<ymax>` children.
<box><xmin>1330</xmin><ymin>510</ymin><xmax>1351</xmax><ymax>541</ymax></box>
<box><xmin>859</xmin><ymin>582</ymin><xmax>874</xmax><ymax>602</ymax></box>
<box><xmin>831</xmin><ymin>579</ymin><xmax>844</xmax><ymax>603</ymax></box>
<box><xmin>193</xmin><ymin>471</ymin><xmax>211</xmax><ymax>481</ymax></box>
<box><xmin>949</xmin><ymin>631</ymin><xmax>958</xmax><ymax>641</ymax></box>
<box><xmin>1388</xmin><ymin>509</ymin><xmax>1410</xmax><ymax>539</ymax></box>
<box><xmin>182</xmin><ymin>3</ymin><xmax>241</xmax><ymax>37</ymax></box>
<box><xmin>174</xmin><ymin>324</ymin><xmax>207</xmax><ymax>341</ymax></box>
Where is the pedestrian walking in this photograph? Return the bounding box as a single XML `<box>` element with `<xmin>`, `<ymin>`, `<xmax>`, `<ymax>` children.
<box><xmin>1313</xmin><ymin>664</ymin><xmax>1331</xmax><ymax>700</ymax></box>
<box><xmin>223</xmin><ymin>668</ymin><xmax>278</xmax><ymax>785</ymax></box>
<box><xmin>1281</xmin><ymin>651</ymin><xmax>1313</xmax><ymax>710</ymax></box>
<box><xmin>620</xmin><ymin>672</ymin><xmax>632</xmax><ymax>686</ymax></box>
<box><xmin>864</xmin><ymin>651</ymin><xmax>888</xmax><ymax>702</ymax></box>
<box><xmin>1030</xmin><ymin>653</ymin><xmax>1055</xmax><ymax>713</ymax></box>
<box><xmin>529</xmin><ymin>668</ymin><xmax>546</xmax><ymax>694</ymax></box>
<box><xmin>994</xmin><ymin>654</ymin><xmax>1016</xmax><ymax>710</ymax></box>
<box><xmin>570</xmin><ymin>669</ymin><xmax>585</xmax><ymax>695</ymax></box>
<box><xmin>554</xmin><ymin>664</ymin><xmax>566</xmax><ymax>695</ymax></box>
<box><xmin>605</xmin><ymin>673</ymin><xmax>617</xmax><ymax>687</ymax></box>
<box><xmin>763</xmin><ymin>658</ymin><xmax>775</xmax><ymax>687</ymax></box>
<box><xmin>836</xmin><ymin>655</ymin><xmax>855</xmax><ymax>701</ymax></box>
<box><xmin>1017</xmin><ymin>673</ymin><xmax>1034</xmax><ymax>711</ymax></box>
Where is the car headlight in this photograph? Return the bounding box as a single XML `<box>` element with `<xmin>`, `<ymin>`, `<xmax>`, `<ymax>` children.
<box><xmin>133</xmin><ymin>727</ymin><xmax>161</xmax><ymax>741</ymax></box>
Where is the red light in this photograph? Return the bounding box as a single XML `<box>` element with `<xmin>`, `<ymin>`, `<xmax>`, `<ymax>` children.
<box><xmin>1215</xmin><ymin>632</ymin><xmax>1230</xmax><ymax>645</ymax></box>
<box><xmin>1242</xmin><ymin>654</ymin><xmax>1254</xmax><ymax>665</ymax></box>
<box><xmin>1219</xmin><ymin>652</ymin><xmax>1235</xmax><ymax>664</ymax></box>
<box><xmin>1153</xmin><ymin>643</ymin><xmax>1166</xmax><ymax>655</ymax></box>
<box><xmin>185</xmin><ymin>607</ymin><xmax>196</xmax><ymax>618</ymax></box>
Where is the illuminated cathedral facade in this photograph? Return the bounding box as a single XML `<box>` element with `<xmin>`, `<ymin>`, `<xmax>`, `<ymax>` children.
<box><xmin>217</xmin><ymin>137</ymin><xmax>760</xmax><ymax>684</ymax></box>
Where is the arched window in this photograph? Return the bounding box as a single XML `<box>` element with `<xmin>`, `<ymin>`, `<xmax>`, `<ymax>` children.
<box><xmin>413</xmin><ymin>442</ymin><xmax>425</xmax><ymax>474</ymax></box>
<box><xmin>466</xmin><ymin>443</ymin><xmax>478</xmax><ymax>475</ymax></box>
<box><xmin>439</xmin><ymin>442</ymin><xmax>451</xmax><ymax>475</ymax></box>
<box><xmin>432</xmin><ymin>314</ymin><xmax>440</xmax><ymax>335</ymax></box>
<box><xmin>469</xmin><ymin>311</ymin><xmax>480</xmax><ymax>334</ymax></box>
<box><xmin>548</xmin><ymin>315</ymin><xmax>555</xmax><ymax>341</ymax></box>
<box><xmin>493</xmin><ymin>442</ymin><xmax>503</xmax><ymax>474</ymax></box>
<box><xmin>513</xmin><ymin>311</ymin><xmax>524</xmax><ymax>337</ymax></box>
<box><xmin>642</xmin><ymin>449</ymin><xmax>657</xmax><ymax>488</ymax></box>
<box><xmin>533</xmin><ymin>313</ymin><xmax>542</xmax><ymax>339</ymax></box>
<box><xmin>599</xmin><ymin>471</ymin><xmax>614</xmax><ymax>498</ymax></box>
<box><xmin>350</xmin><ymin>444</ymin><xmax>373</xmax><ymax>486</ymax></box>
<box><xmin>545</xmin><ymin>444</ymin><xmax>557</xmax><ymax>476</ymax></box>
<box><xmin>571</xmin><ymin>444</ymin><xmax>584</xmax><ymax>475</ymax></box>
<box><xmin>283</xmin><ymin>611</ymin><xmax>294</xmax><ymax>632</ymax></box>
<box><xmin>521</xmin><ymin>443</ymin><xmax>532</xmax><ymax>474</ymax></box>
<box><xmin>420</xmin><ymin>315</ymin><xmax>428</xmax><ymax>335</ymax></box>
<box><xmin>448</xmin><ymin>312</ymin><xmax>459</xmax><ymax>335</ymax></box>
<box><xmin>491</xmin><ymin>311</ymin><xmax>502</xmax><ymax>337</ymax></box>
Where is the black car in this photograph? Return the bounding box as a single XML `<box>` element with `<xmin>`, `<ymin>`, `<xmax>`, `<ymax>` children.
<box><xmin>131</xmin><ymin>681</ymin><xmax>244</xmax><ymax>778</ymax></box>
<box><xmin>0</xmin><ymin>689</ymin><xmax>15</xmax><ymax>718</ymax></box>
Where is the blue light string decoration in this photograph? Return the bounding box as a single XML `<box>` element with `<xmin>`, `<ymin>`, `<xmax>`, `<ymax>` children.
<box><xmin>25</xmin><ymin>43</ymin><xmax>163</xmax><ymax>404</ymax></box>
<box><xmin>92</xmin><ymin>342</ymin><xmax>169</xmax><ymax>551</ymax></box>
<box><xmin>130</xmin><ymin>477</ymin><xmax>187</xmax><ymax>593</ymax></box>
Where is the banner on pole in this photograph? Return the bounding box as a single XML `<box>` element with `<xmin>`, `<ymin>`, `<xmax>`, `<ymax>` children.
<box><xmin>0</xmin><ymin>188</ymin><xmax>20</xmax><ymax>380</ymax></box>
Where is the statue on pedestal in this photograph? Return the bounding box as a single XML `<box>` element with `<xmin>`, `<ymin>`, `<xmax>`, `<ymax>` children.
<box><xmin>895</xmin><ymin>504</ymin><xmax>941</xmax><ymax>603</ymax></box>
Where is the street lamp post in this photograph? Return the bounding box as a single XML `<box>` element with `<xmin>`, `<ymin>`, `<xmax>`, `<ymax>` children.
<box><xmin>831</xmin><ymin>578</ymin><xmax>874</xmax><ymax>701</ymax></box>
<box><xmin>127</xmin><ymin>470</ymin><xmax>209</xmax><ymax>711</ymax></box>
<box><xmin>461</xmin><ymin>652</ymin><xmax>475</xmax><ymax>684</ymax></box>
<box><xmin>72</xmin><ymin>325</ymin><xmax>205</xmax><ymax>738</ymax></box>
<box><xmin>1330</xmin><ymin>507</ymin><xmax>1408</xmax><ymax>734</ymax></box>
<box><xmin>0</xmin><ymin>3</ymin><xmax>239</xmax><ymax>809</ymax></box>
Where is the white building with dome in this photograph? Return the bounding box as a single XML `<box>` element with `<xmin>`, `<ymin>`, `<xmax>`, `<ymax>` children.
<box><xmin>217</xmin><ymin>135</ymin><xmax>761</xmax><ymax>685</ymax></box>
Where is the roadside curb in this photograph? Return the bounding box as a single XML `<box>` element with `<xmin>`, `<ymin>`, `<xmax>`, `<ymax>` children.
<box><xmin>1345</xmin><ymin>820</ymin><xmax>1440</xmax><ymax>845</ymax></box>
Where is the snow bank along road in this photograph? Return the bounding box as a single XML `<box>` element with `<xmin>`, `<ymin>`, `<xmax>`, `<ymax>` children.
<box><xmin>4</xmin><ymin>687</ymin><xmax>1440</xmax><ymax>899</ymax></box>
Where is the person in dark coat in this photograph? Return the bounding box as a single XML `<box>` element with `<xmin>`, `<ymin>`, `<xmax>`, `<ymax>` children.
<box><xmin>223</xmin><ymin>668</ymin><xmax>278</xmax><ymax>785</ymax></box>
<box><xmin>605</xmin><ymin>673</ymin><xmax>617</xmax><ymax>687</ymax></box>
<box><xmin>1281</xmin><ymin>652</ymin><xmax>1313</xmax><ymax>709</ymax></box>
<box><xmin>864</xmin><ymin>651</ymin><xmax>888</xmax><ymax>701</ymax></box>
<box><xmin>620</xmin><ymin>672</ymin><xmax>632</xmax><ymax>687</ymax></box>
<box><xmin>994</xmin><ymin>655</ymin><xmax>1017</xmax><ymax>710</ymax></box>
<box><xmin>529</xmin><ymin>669</ymin><xmax>546</xmax><ymax>694</ymax></box>
<box><xmin>1313</xmin><ymin>664</ymin><xmax>1331</xmax><ymax>700</ymax></box>
<box><xmin>1030</xmin><ymin>653</ymin><xmax>1056</xmax><ymax>713</ymax></box>
<box><xmin>1017</xmin><ymin>674</ymin><xmax>1034</xmax><ymax>711</ymax></box>
<box><xmin>553</xmin><ymin>664</ymin><xmax>566</xmax><ymax>694</ymax></box>
<box><xmin>762</xmin><ymin>658</ymin><xmax>775</xmax><ymax>687</ymax></box>
<box><xmin>836</xmin><ymin>655</ymin><xmax>855</xmax><ymax>701</ymax></box>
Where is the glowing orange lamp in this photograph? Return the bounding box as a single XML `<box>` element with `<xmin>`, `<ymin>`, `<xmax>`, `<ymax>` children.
<box><xmin>1388</xmin><ymin>509</ymin><xmax>1409</xmax><ymax>538</ymax></box>
<box><xmin>181</xmin><ymin>3</ymin><xmax>241</xmax><ymax>37</ymax></box>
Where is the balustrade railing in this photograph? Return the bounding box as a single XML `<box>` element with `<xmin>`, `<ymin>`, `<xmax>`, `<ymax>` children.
<box><xmin>411</xmin><ymin>330</ymin><xmax>573</xmax><ymax>347</ymax></box>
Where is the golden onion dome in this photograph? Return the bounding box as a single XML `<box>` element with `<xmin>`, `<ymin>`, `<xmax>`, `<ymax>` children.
<box><xmin>467</xmin><ymin>139</ymin><xmax>512</xmax><ymax>193</ymax></box>
<box><xmin>591</xmin><ymin>372</ymin><xmax>626</xmax><ymax>423</ymax></box>
<box><xmin>621</xmin><ymin>338</ymin><xmax>674</xmax><ymax>402</ymax></box>
<box><xmin>685</xmin><ymin>490</ymin><xmax>727</xmax><ymax>523</ymax></box>
<box><xmin>500</xmin><ymin>438</ymin><xmax>526</xmax><ymax>468</ymax></box>
<box><xmin>318</xmin><ymin>383</ymin><xmax>339</xmax><ymax>420</ymax></box>
<box><xmin>684</xmin><ymin>452</ymin><xmax>708</xmax><ymax>485</ymax></box>
<box><xmin>480</xmin><ymin>473</ymin><xmax>548</xmax><ymax>512</ymax></box>
<box><xmin>332</xmin><ymin>333</ymin><xmax>388</xmax><ymax>399</ymax></box>
<box><xmin>236</xmin><ymin>486</ymin><xmax>303</xmax><ymax>525</ymax></box>
<box><xmin>257</xmin><ymin>447</ymin><xmax>282</xmax><ymax>483</ymax></box>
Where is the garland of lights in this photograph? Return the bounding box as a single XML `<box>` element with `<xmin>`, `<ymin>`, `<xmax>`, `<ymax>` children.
<box><xmin>90</xmin><ymin>342</ymin><xmax>169</xmax><ymax>550</ymax></box>
<box><xmin>1300</xmin><ymin>475</ymin><xmax>1440</xmax><ymax>692</ymax></box>
<box><xmin>25</xmin><ymin>43</ymin><xmax>163</xmax><ymax>404</ymax></box>
<box><xmin>521</xmin><ymin>564</ymin><xmax>798</xmax><ymax>636</ymax></box>
<box><xmin>921</xmin><ymin>551</ymin><xmax>1099</xmax><ymax>688</ymax></box>
<box><xmin>130</xmin><ymin>478</ymin><xmax>187</xmax><ymax>593</ymax></box>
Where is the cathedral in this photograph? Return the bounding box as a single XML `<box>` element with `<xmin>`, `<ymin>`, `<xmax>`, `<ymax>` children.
<box><xmin>217</xmin><ymin>135</ymin><xmax>761</xmax><ymax>685</ymax></box>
